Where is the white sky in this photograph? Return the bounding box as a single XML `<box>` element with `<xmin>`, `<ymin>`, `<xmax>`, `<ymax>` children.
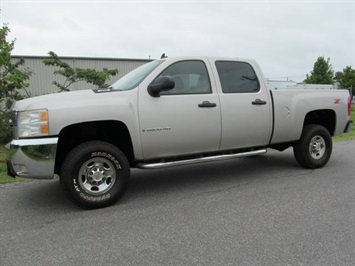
<box><xmin>1</xmin><ymin>0</ymin><xmax>354</xmax><ymax>82</ymax></box>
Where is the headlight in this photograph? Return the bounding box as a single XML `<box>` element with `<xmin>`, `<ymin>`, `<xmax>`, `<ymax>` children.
<box><xmin>17</xmin><ymin>109</ymin><xmax>49</xmax><ymax>137</ymax></box>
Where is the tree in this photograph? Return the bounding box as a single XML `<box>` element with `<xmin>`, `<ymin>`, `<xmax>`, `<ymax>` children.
<box><xmin>0</xmin><ymin>25</ymin><xmax>32</xmax><ymax>142</ymax></box>
<box><xmin>334</xmin><ymin>71</ymin><xmax>343</xmax><ymax>82</ymax></box>
<box><xmin>304</xmin><ymin>56</ymin><xmax>334</xmax><ymax>84</ymax></box>
<box><xmin>338</xmin><ymin>66</ymin><xmax>355</xmax><ymax>96</ymax></box>
<box><xmin>43</xmin><ymin>51</ymin><xmax>119</xmax><ymax>92</ymax></box>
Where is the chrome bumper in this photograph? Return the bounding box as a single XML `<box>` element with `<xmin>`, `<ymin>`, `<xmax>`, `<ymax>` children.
<box><xmin>6</xmin><ymin>138</ymin><xmax>58</xmax><ymax>179</ymax></box>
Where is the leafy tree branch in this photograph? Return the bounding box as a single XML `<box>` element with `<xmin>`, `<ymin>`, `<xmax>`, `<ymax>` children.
<box><xmin>0</xmin><ymin>24</ymin><xmax>32</xmax><ymax>142</ymax></box>
<box><xmin>43</xmin><ymin>51</ymin><xmax>119</xmax><ymax>92</ymax></box>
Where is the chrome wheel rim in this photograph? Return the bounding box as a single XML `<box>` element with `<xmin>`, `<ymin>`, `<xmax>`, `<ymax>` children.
<box><xmin>309</xmin><ymin>135</ymin><xmax>326</xmax><ymax>160</ymax></box>
<box><xmin>78</xmin><ymin>157</ymin><xmax>116</xmax><ymax>195</ymax></box>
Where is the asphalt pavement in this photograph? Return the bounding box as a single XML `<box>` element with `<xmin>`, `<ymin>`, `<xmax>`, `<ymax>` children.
<box><xmin>1</xmin><ymin>141</ymin><xmax>354</xmax><ymax>266</ymax></box>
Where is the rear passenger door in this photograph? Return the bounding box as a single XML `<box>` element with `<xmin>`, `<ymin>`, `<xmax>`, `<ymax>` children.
<box><xmin>212</xmin><ymin>60</ymin><xmax>273</xmax><ymax>150</ymax></box>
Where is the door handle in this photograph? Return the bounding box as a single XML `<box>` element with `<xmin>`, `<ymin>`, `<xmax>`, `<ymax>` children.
<box><xmin>198</xmin><ymin>101</ymin><xmax>217</xmax><ymax>108</ymax></box>
<box><xmin>252</xmin><ymin>99</ymin><xmax>267</xmax><ymax>105</ymax></box>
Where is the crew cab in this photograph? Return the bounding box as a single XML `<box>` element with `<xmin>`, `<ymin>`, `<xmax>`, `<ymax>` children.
<box><xmin>6</xmin><ymin>56</ymin><xmax>353</xmax><ymax>209</ymax></box>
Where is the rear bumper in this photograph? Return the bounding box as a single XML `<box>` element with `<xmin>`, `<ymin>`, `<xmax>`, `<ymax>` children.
<box><xmin>6</xmin><ymin>138</ymin><xmax>58</xmax><ymax>179</ymax></box>
<box><xmin>344</xmin><ymin>120</ymin><xmax>353</xmax><ymax>133</ymax></box>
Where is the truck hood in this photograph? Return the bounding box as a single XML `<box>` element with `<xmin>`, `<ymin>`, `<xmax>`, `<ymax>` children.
<box><xmin>13</xmin><ymin>88</ymin><xmax>138</xmax><ymax>136</ymax></box>
<box><xmin>13</xmin><ymin>90</ymin><xmax>97</xmax><ymax>111</ymax></box>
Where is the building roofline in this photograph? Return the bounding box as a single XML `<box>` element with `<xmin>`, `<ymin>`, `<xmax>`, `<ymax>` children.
<box><xmin>11</xmin><ymin>55</ymin><xmax>154</xmax><ymax>62</ymax></box>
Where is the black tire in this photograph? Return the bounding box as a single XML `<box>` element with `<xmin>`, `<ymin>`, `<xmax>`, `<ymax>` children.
<box><xmin>293</xmin><ymin>124</ymin><xmax>332</xmax><ymax>169</ymax></box>
<box><xmin>60</xmin><ymin>141</ymin><xmax>130</xmax><ymax>209</ymax></box>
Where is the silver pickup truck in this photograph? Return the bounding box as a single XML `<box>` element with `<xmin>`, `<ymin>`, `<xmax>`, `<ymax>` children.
<box><xmin>6</xmin><ymin>56</ymin><xmax>353</xmax><ymax>209</ymax></box>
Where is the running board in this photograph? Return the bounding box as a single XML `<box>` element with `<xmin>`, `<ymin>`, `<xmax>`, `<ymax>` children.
<box><xmin>137</xmin><ymin>149</ymin><xmax>267</xmax><ymax>169</ymax></box>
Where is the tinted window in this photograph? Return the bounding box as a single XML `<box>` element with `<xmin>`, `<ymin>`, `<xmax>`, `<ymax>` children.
<box><xmin>215</xmin><ymin>61</ymin><xmax>260</xmax><ymax>93</ymax></box>
<box><xmin>153</xmin><ymin>60</ymin><xmax>211</xmax><ymax>95</ymax></box>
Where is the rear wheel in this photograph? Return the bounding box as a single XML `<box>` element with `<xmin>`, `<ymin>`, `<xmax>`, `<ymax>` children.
<box><xmin>293</xmin><ymin>124</ymin><xmax>332</xmax><ymax>169</ymax></box>
<box><xmin>60</xmin><ymin>141</ymin><xmax>130</xmax><ymax>209</ymax></box>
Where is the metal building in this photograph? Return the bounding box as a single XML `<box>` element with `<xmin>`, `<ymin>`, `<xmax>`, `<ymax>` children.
<box><xmin>12</xmin><ymin>55</ymin><xmax>152</xmax><ymax>96</ymax></box>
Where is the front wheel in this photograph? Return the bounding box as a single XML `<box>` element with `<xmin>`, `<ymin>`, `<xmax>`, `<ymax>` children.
<box><xmin>60</xmin><ymin>141</ymin><xmax>130</xmax><ymax>209</ymax></box>
<box><xmin>293</xmin><ymin>124</ymin><xmax>332</xmax><ymax>169</ymax></box>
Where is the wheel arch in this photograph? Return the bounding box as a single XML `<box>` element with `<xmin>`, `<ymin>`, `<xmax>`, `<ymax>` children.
<box><xmin>54</xmin><ymin>120</ymin><xmax>134</xmax><ymax>175</ymax></box>
<box><xmin>303</xmin><ymin>109</ymin><xmax>336</xmax><ymax>136</ymax></box>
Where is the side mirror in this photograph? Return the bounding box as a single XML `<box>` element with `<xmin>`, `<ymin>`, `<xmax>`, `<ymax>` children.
<box><xmin>148</xmin><ymin>76</ymin><xmax>175</xmax><ymax>97</ymax></box>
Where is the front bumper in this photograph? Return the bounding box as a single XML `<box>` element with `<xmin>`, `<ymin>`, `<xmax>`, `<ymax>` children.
<box><xmin>6</xmin><ymin>137</ymin><xmax>58</xmax><ymax>179</ymax></box>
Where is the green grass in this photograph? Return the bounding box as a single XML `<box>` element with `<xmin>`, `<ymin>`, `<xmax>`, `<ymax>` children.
<box><xmin>332</xmin><ymin>106</ymin><xmax>355</xmax><ymax>141</ymax></box>
<box><xmin>1</xmin><ymin>106</ymin><xmax>354</xmax><ymax>184</ymax></box>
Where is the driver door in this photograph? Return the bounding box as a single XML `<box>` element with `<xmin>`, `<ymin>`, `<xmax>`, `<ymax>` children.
<box><xmin>138</xmin><ymin>59</ymin><xmax>221</xmax><ymax>160</ymax></box>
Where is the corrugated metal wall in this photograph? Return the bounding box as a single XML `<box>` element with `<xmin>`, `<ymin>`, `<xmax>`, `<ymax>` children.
<box><xmin>12</xmin><ymin>56</ymin><xmax>152</xmax><ymax>96</ymax></box>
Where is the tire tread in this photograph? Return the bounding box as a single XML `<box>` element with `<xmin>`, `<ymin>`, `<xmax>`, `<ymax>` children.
<box><xmin>293</xmin><ymin>124</ymin><xmax>332</xmax><ymax>169</ymax></box>
<box><xmin>60</xmin><ymin>141</ymin><xmax>130</xmax><ymax>209</ymax></box>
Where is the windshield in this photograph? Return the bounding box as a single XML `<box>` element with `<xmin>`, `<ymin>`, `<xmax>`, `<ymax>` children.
<box><xmin>111</xmin><ymin>60</ymin><xmax>163</xmax><ymax>91</ymax></box>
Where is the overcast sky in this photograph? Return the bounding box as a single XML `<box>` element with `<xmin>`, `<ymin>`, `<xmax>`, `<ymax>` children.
<box><xmin>1</xmin><ymin>0</ymin><xmax>354</xmax><ymax>82</ymax></box>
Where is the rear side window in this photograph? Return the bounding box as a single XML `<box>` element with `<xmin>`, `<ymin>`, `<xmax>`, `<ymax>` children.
<box><xmin>155</xmin><ymin>60</ymin><xmax>212</xmax><ymax>95</ymax></box>
<box><xmin>215</xmin><ymin>61</ymin><xmax>260</xmax><ymax>93</ymax></box>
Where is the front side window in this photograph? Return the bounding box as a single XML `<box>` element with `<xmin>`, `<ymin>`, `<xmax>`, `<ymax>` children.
<box><xmin>215</xmin><ymin>61</ymin><xmax>260</xmax><ymax>93</ymax></box>
<box><xmin>152</xmin><ymin>60</ymin><xmax>211</xmax><ymax>95</ymax></box>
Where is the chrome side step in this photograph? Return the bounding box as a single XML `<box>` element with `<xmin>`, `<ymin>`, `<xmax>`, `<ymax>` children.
<box><xmin>137</xmin><ymin>149</ymin><xmax>267</xmax><ymax>169</ymax></box>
